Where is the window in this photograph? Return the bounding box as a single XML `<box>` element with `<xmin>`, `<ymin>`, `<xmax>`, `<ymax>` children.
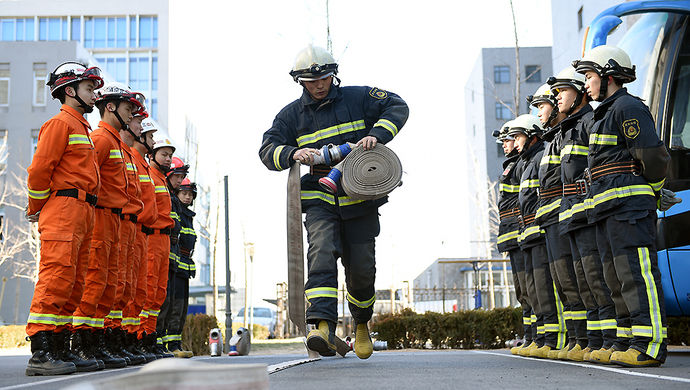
<box><xmin>93</xmin><ymin>17</ymin><xmax>106</xmax><ymax>47</ymax></box>
<box><xmin>495</xmin><ymin>102</ymin><xmax>512</xmax><ymax>120</ymax></box>
<box><xmin>95</xmin><ymin>56</ymin><xmax>127</xmax><ymax>84</ymax></box>
<box><xmin>578</xmin><ymin>7</ymin><xmax>583</xmax><ymax>31</ymax></box>
<box><xmin>71</xmin><ymin>17</ymin><xmax>80</xmax><ymax>41</ymax></box>
<box><xmin>0</xmin><ymin>18</ymin><xmax>34</xmax><ymax>41</ymax></box>
<box><xmin>129</xmin><ymin>16</ymin><xmax>137</xmax><ymax>47</ymax></box>
<box><xmin>39</xmin><ymin>17</ymin><xmax>65</xmax><ymax>41</ymax></box>
<box><xmin>129</xmin><ymin>55</ymin><xmax>150</xmax><ymax>91</ymax></box>
<box><xmin>33</xmin><ymin>63</ymin><xmax>47</xmax><ymax>106</ymax></box>
<box><xmin>494</xmin><ymin>65</ymin><xmax>510</xmax><ymax>84</ymax></box>
<box><xmin>139</xmin><ymin>16</ymin><xmax>152</xmax><ymax>47</ymax></box>
<box><xmin>525</xmin><ymin>65</ymin><xmax>541</xmax><ymax>83</ymax></box>
<box><xmin>31</xmin><ymin>129</ymin><xmax>39</xmax><ymax>154</ymax></box>
<box><xmin>0</xmin><ymin>63</ymin><xmax>9</xmax><ymax>106</ymax></box>
<box><xmin>0</xmin><ymin>129</ymin><xmax>7</xmax><ymax>173</ymax></box>
<box><xmin>1</xmin><ymin>19</ymin><xmax>12</xmax><ymax>41</ymax></box>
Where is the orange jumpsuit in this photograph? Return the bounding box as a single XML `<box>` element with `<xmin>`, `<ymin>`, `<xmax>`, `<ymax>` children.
<box><xmin>73</xmin><ymin>122</ymin><xmax>128</xmax><ymax>330</ymax></box>
<box><xmin>26</xmin><ymin>104</ymin><xmax>100</xmax><ymax>336</ymax></box>
<box><xmin>129</xmin><ymin>150</ymin><xmax>158</xmax><ymax>336</ymax></box>
<box><xmin>106</xmin><ymin>142</ymin><xmax>143</xmax><ymax>330</ymax></box>
<box><xmin>142</xmin><ymin>167</ymin><xmax>174</xmax><ymax>334</ymax></box>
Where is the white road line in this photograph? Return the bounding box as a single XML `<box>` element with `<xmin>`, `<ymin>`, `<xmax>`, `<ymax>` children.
<box><xmin>474</xmin><ymin>350</ymin><xmax>690</xmax><ymax>384</ymax></box>
<box><xmin>0</xmin><ymin>366</ymin><xmax>140</xmax><ymax>390</ymax></box>
<box><xmin>267</xmin><ymin>357</ymin><xmax>320</xmax><ymax>374</ymax></box>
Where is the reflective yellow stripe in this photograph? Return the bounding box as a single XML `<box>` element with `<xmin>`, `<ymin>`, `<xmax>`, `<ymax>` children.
<box><xmin>649</xmin><ymin>178</ymin><xmax>665</xmax><ymax>192</ymax></box>
<box><xmin>617</xmin><ymin>326</ymin><xmax>633</xmax><ymax>338</ymax></box>
<box><xmin>170</xmin><ymin>211</ymin><xmax>180</xmax><ymax>221</ymax></box>
<box><xmin>560</xmin><ymin>144</ymin><xmax>588</xmax><ymax>157</ymax></box>
<box><xmin>27</xmin><ymin>313</ymin><xmax>72</xmax><ymax>325</ymax></box>
<box><xmin>523</xmin><ymin>317</ymin><xmax>531</xmax><ymax>325</ymax></box>
<box><xmin>126</xmin><ymin>162</ymin><xmax>136</xmax><ymax>172</ymax></box>
<box><xmin>558</xmin><ymin>200</ymin><xmax>586</xmax><ymax>222</ymax></box>
<box><xmin>155</xmin><ymin>185</ymin><xmax>167</xmax><ymax>193</ymax></box>
<box><xmin>520</xmin><ymin>179</ymin><xmax>539</xmax><ymax>190</ymax></box>
<box><xmin>535</xmin><ymin>198</ymin><xmax>561</xmax><ymax>219</ymax></box>
<box><xmin>587</xmin><ymin>320</ymin><xmax>601</xmax><ymax>330</ymax></box>
<box><xmin>181</xmin><ymin>227</ymin><xmax>196</xmax><ymax>236</ymax></box>
<box><xmin>632</xmin><ymin>325</ymin><xmax>667</xmax><ymax>338</ymax></box>
<box><xmin>139</xmin><ymin>310</ymin><xmax>150</xmax><ymax>318</ymax></box>
<box><xmin>519</xmin><ymin>226</ymin><xmax>544</xmax><ymax>242</ymax></box>
<box><xmin>273</xmin><ymin>145</ymin><xmax>286</xmax><ymax>170</ymax></box>
<box><xmin>599</xmin><ymin>319</ymin><xmax>617</xmax><ymax>330</ymax></box>
<box><xmin>537</xmin><ymin>326</ymin><xmax>546</xmax><ymax>334</ymax></box>
<box><xmin>589</xmin><ymin>133</ymin><xmax>618</xmax><ymax>145</ymax></box>
<box><xmin>347</xmin><ymin>292</ymin><xmax>376</xmax><ymax>308</ymax></box>
<box><xmin>305</xmin><ymin>287</ymin><xmax>338</xmax><ymax>301</ymax></box>
<box><xmin>296</xmin><ymin>120</ymin><xmax>366</xmax><ymax>147</ymax></box>
<box><xmin>148</xmin><ymin>310</ymin><xmax>160</xmax><ymax>317</ymax></box>
<box><xmin>497</xmin><ymin>230</ymin><xmax>520</xmax><ymax>244</ymax></box>
<box><xmin>301</xmin><ymin>190</ymin><xmax>335</xmax><ymax>205</ymax></box>
<box><xmin>637</xmin><ymin>247</ymin><xmax>664</xmax><ymax>358</ymax></box>
<box><xmin>499</xmin><ymin>183</ymin><xmax>519</xmax><ymax>193</ymax></box>
<box><xmin>570</xmin><ymin>310</ymin><xmax>587</xmax><ymax>321</ymax></box>
<box><xmin>106</xmin><ymin>310</ymin><xmax>123</xmax><ymax>319</ymax></box>
<box><xmin>554</xmin><ymin>282</ymin><xmax>567</xmax><ymax>349</ymax></box>
<box><xmin>585</xmin><ymin>185</ymin><xmax>655</xmax><ymax>209</ymax></box>
<box><xmin>338</xmin><ymin>196</ymin><xmax>365</xmax><ymax>206</ymax></box>
<box><xmin>374</xmin><ymin>119</ymin><xmax>398</xmax><ymax>137</ymax></box>
<box><xmin>562</xmin><ymin>311</ymin><xmax>572</xmax><ymax>321</ymax></box>
<box><xmin>71</xmin><ymin>316</ymin><xmax>105</xmax><ymax>328</ymax></box>
<box><xmin>109</xmin><ymin>149</ymin><xmax>123</xmax><ymax>159</ymax></box>
<box><xmin>28</xmin><ymin>187</ymin><xmax>51</xmax><ymax>200</ymax></box>
<box><xmin>68</xmin><ymin>134</ymin><xmax>92</xmax><ymax>145</ymax></box>
<box><xmin>139</xmin><ymin>175</ymin><xmax>152</xmax><ymax>183</ymax></box>
<box><xmin>540</xmin><ymin>154</ymin><xmax>561</xmax><ymax>166</ymax></box>
<box><xmin>531</xmin><ymin>314</ymin><xmax>537</xmax><ymax>324</ymax></box>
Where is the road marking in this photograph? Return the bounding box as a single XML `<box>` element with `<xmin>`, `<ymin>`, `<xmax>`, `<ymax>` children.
<box><xmin>0</xmin><ymin>366</ymin><xmax>141</xmax><ymax>390</ymax></box>
<box><xmin>474</xmin><ymin>350</ymin><xmax>690</xmax><ymax>384</ymax></box>
<box><xmin>268</xmin><ymin>357</ymin><xmax>320</xmax><ymax>374</ymax></box>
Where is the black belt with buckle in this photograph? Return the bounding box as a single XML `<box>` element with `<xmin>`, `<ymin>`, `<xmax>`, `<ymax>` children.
<box><xmin>55</xmin><ymin>189</ymin><xmax>98</xmax><ymax>206</ymax></box>
<box><xmin>95</xmin><ymin>206</ymin><xmax>122</xmax><ymax>215</ymax></box>
<box><xmin>141</xmin><ymin>225</ymin><xmax>154</xmax><ymax>235</ymax></box>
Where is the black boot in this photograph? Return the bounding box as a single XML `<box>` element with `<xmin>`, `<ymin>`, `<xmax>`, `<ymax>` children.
<box><xmin>25</xmin><ymin>331</ymin><xmax>76</xmax><ymax>376</ymax></box>
<box><xmin>56</xmin><ymin>330</ymin><xmax>100</xmax><ymax>372</ymax></box>
<box><xmin>151</xmin><ymin>332</ymin><xmax>173</xmax><ymax>358</ymax></box>
<box><xmin>105</xmin><ymin>328</ymin><xmax>131</xmax><ymax>366</ymax></box>
<box><xmin>92</xmin><ymin>329</ymin><xmax>127</xmax><ymax>369</ymax></box>
<box><xmin>128</xmin><ymin>332</ymin><xmax>156</xmax><ymax>363</ymax></box>
<box><xmin>75</xmin><ymin>329</ymin><xmax>104</xmax><ymax>370</ymax></box>
<box><xmin>142</xmin><ymin>332</ymin><xmax>162</xmax><ymax>359</ymax></box>
<box><xmin>115</xmin><ymin>329</ymin><xmax>145</xmax><ymax>365</ymax></box>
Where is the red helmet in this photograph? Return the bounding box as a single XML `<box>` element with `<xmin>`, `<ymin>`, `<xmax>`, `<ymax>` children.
<box><xmin>47</xmin><ymin>61</ymin><xmax>104</xmax><ymax>98</ymax></box>
<box><xmin>178</xmin><ymin>178</ymin><xmax>197</xmax><ymax>198</ymax></box>
<box><xmin>167</xmin><ymin>156</ymin><xmax>190</xmax><ymax>178</ymax></box>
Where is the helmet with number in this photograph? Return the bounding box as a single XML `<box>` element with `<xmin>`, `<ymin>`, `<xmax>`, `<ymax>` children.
<box><xmin>178</xmin><ymin>178</ymin><xmax>198</xmax><ymax>198</ymax></box>
<box><xmin>507</xmin><ymin>114</ymin><xmax>544</xmax><ymax>139</ymax></box>
<box><xmin>47</xmin><ymin>61</ymin><xmax>104</xmax><ymax>98</ymax></box>
<box><xmin>572</xmin><ymin>45</ymin><xmax>636</xmax><ymax>101</ymax></box>
<box><xmin>526</xmin><ymin>83</ymin><xmax>557</xmax><ymax>108</ymax></box>
<box><xmin>167</xmin><ymin>156</ymin><xmax>190</xmax><ymax>178</ymax></box>
<box><xmin>140</xmin><ymin>118</ymin><xmax>159</xmax><ymax>135</ymax></box>
<box><xmin>289</xmin><ymin>45</ymin><xmax>338</xmax><ymax>83</ymax></box>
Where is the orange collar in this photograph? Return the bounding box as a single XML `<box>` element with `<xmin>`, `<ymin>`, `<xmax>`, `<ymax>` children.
<box><xmin>97</xmin><ymin>121</ymin><xmax>124</xmax><ymax>142</ymax></box>
<box><xmin>60</xmin><ymin>104</ymin><xmax>91</xmax><ymax>129</ymax></box>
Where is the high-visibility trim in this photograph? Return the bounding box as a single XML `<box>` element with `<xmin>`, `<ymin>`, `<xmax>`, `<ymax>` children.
<box><xmin>180</xmin><ymin>227</ymin><xmax>196</xmax><ymax>236</ymax></box>
<box><xmin>296</xmin><ymin>120</ymin><xmax>366</xmax><ymax>147</ymax></box>
<box><xmin>632</xmin><ymin>325</ymin><xmax>668</xmax><ymax>338</ymax></box>
<box><xmin>587</xmin><ymin>320</ymin><xmax>601</xmax><ymax>330</ymax></box>
<box><xmin>273</xmin><ymin>145</ymin><xmax>286</xmax><ymax>170</ymax></box>
<box><xmin>157</xmin><ymin>337</ymin><xmax>163</xmax><ymax>345</ymax></box>
<box><xmin>126</xmin><ymin>162</ymin><xmax>136</xmax><ymax>172</ymax></box>
<box><xmin>338</xmin><ymin>196</ymin><xmax>366</xmax><ymax>206</ymax></box>
<box><xmin>540</xmin><ymin>154</ymin><xmax>561</xmax><ymax>166</ymax></box>
<box><xmin>166</xmin><ymin>334</ymin><xmax>182</xmax><ymax>342</ymax></box>
<box><xmin>562</xmin><ymin>311</ymin><xmax>572</xmax><ymax>321</ymax></box>
<box><xmin>347</xmin><ymin>293</ymin><xmax>376</xmax><ymax>308</ymax></box>
<box><xmin>543</xmin><ymin>323</ymin><xmax>562</xmax><ymax>332</ymax></box>
<box><xmin>301</xmin><ymin>190</ymin><xmax>335</xmax><ymax>205</ymax></box>
<box><xmin>537</xmin><ymin>325</ymin><xmax>546</xmax><ymax>334</ymax></box>
<box><xmin>72</xmin><ymin>316</ymin><xmax>104</xmax><ymax>328</ymax></box>
<box><xmin>560</xmin><ymin>144</ymin><xmax>588</xmax><ymax>157</ymax></box>
<box><xmin>637</xmin><ymin>247</ymin><xmax>664</xmax><ymax>358</ymax></box>
<box><xmin>139</xmin><ymin>174</ymin><xmax>152</xmax><ymax>183</ymax></box>
<box><xmin>649</xmin><ymin>178</ymin><xmax>665</xmax><ymax>192</ymax></box>
<box><xmin>523</xmin><ymin>317</ymin><xmax>531</xmax><ymax>325</ymax></box>
<box><xmin>530</xmin><ymin>314</ymin><xmax>537</xmax><ymax>324</ymax></box>
<box><xmin>27</xmin><ymin>313</ymin><xmax>72</xmax><ymax>326</ymax></box>
<box><xmin>170</xmin><ymin>211</ymin><xmax>180</xmax><ymax>221</ymax></box>
<box><xmin>68</xmin><ymin>134</ymin><xmax>93</xmax><ymax>146</ymax></box>
<box><xmin>553</xmin><ymin>282</ymin><xmax>567</xmax><ymax>349</ymax></box>
<box><xmin>536</xmin><ymin>198</ymin><xmax>561</xmax><ymax>219</ymax></box>
<box><xmin>109</xmin><ymin>149</ymin><xmax>123</xmax><ymax>159</ymax></box>
<box><xmin>148</xmin><ymin>309</ymin><xmax>160</xmax><ymax>317</ymax></box>
<box><xmin>139</xmin><ymin>310</ymin><xmax>150</xmax><ymax>318</ymax></box>
<box><xmin>558</xmin><ymin>201</ymin><xmax>586</xmax><ymax>222</ymax></box>
<box><xmin>28</xmin><ymin>187</ymin><xmax>51</xmax><ymax>200</ymax></box>
<box><xmin>617</xmin><ymin>326</ymin><xmax>633</xmax><ymax>338</ymax></box>
<box><xmin>305</xmin><ymin>287</ymin><xmax>338</xmax><ymax>301</ymax></box>
<box><xmin>520</xmin><ymin>179</ymin><xmax>539</xmax><ymax>190</ymax></box>
<box><xmin>570</xmin><ymin>310</ymin><xmax>587</xmax><ymax>321</ymax></box>
<box><xmin>584</xmin><ymin>185</ymin><xmax>655</xmax><ymax>210</ymax></box>
<box><xmin>499</xmin><ymin>183</ymin><xmax>520</xmax><ymax>193</ymax></box>
<box><xmin>122</xmin><ymin>317</ymin><xmax>139</xmax><ymax>326</ymax></box>
<box><xmin>589</xmin><ymin>133</ymin><xmax>618</xmax><ymax>145</ymax></box>
<box><xmin>106</xmin><ymin>310</ymin><xmax>123</xmax><ymax>319</ymax></box>
<box><xmin>176</xmin><ymin>258</ymin><xmax>191</xmax><ymax>271</ymax></box>
<box><xmin>519</xmin><ymin>226</ymin><xmax>545</xmax><ymax>242</ymax></box>
<box><xmin>599</xmin><ymin>319</ymin><xmax>617</xmax><ymax>330</ymax></box>
<box><xmin>497</xmin><ymin>230</ymin><xmax>520</xmax><ymax>244</ymax></box>
<box><xmin>374</xmin><ymin>119</ymin><xmax>398</xmax><ymax>137</ymax></box>
<box><xmin>154</xmin><ymin>185</ymin><xmax>167</xmax><ymax>193</ymax></box>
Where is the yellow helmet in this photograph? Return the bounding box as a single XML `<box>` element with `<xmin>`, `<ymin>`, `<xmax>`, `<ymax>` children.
<box><xmin>289</xmin><ymin>45</ymin><xmax>338</xmax><ymax>83</ymax></box>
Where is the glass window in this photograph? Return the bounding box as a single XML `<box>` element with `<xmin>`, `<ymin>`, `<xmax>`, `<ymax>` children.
<box><xmin>0</xmin><ymin>63</ymin><xmax>9</xmax><ymax>106</ymax></box>
<box><xmin>129</xmin><ymin>16</ymin><xmax>137</xmax><ymax>47</ymax></box>
<box><xmin>31</xmin><ymin>129</ymin><xmax>40</xmax><ymax>154</ymax></box>
<box><xmin>525</xmin><ymin>65</ymin><xmax>541</xmax><ymax>83</ymax></box>
<box><xmin>152</xmin><ymin>56</ymin><xmax>158</xmax><ymax>91</ymax></box>
<box><xmin>494</xmin><ymin>65</ymin><xmax>510</xmax><ymax>84</ymax></box>
<box><xmin>107</xmin><ymin>17</ymin><xmax>116</xmax><ymax>47</ymax></box>
<box><xmin>25</xmin><ymin>18</ymin><xmax>34</xmax><ymax>41</ymax></box>
<box><xmin>61</xmin><ymin>18</ymin><xmax>67</xmax><ymax>40</ymax></box>
<box><xmin>150</xmin><ymin>98</ymin><xmax>158</xmax><ymax>120</ymax></box>
<box><xmin>116</xmin><ymin>17</ymin><xmax>126</xmax><ymax>48</ymax></box>
<box><xmin>495</xmin><ymin>102</ymin><xmax>512</xmax><ymax>120</ymax></box>
<box><xmin>94</xmin><ymin>17</ymin><xmax>106</xmax><ymax>48</ymax></box>
<box><xmin>15</xmin><ymin>19</ymin><xmax>24</xmax><ymax>41</ymax></box>
<box><xmin>38</xmin><ymin>18</ymin><xmax>47</xmax><ymax>40</ymax></box>
<box><xmin>139</xmin><ymin>16</ymin><xmax>152</xmax><ymax>47</ymax></box>
<box><xmin>48</xmin><ymin>18</ymin><xmax>60</xmax><ymax>40</ymax></box>
<box><xmin>84</xmin><ymin>17</ymin><xmax>93</xmax><ymax>48</ymax></box>
<box><xmin>0</xmin><ymin>130</ymin><xmax>7</xmax><ymax>172</ymax></box>
<box><xmin>71</xmin><ymin>17</ymin><xmax>80</xmax><ymax>41</ymax></box>
<box><xmin>153</xmin><ymin>16</ymin><xmax>158</xmax><ymax>47</ymax></box>
<box><xmin>33</xmin><ymin>63</ymin><xmax>47</xmax><ymax>106</ymax></box>
<box><xmin>1</xmin><ymin>19</ymin><xmax>13</xmax><ymax>41</ymax></box>
<box><xmin>129</xmin><ymin>56</ymin><xmax>150</xmax><ymax>91</ymax></box>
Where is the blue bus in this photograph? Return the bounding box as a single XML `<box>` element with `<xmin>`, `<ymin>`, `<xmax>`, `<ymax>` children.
<box><xmin>585</xmin><ymin>1</ymin><xmax>690</xmax><ymax>316</ymax></box>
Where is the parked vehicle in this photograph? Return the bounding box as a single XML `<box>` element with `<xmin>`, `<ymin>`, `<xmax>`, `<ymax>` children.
<box><xmin>234</xmin><ymin>306</ymin><xmax>277</xmax><ymax>338</ymax></box>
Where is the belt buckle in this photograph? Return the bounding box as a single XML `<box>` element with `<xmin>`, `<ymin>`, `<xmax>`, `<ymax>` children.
<box><xmin>517</xmin><ymin>215</ymin><xmax>524</xmax><ymax>228</ymax></box>
<box><xmin>575</xmin><ymin>179</ymin><xmax>589</xmax><ymax>195</ymax></box>
<box><xmin>584</xmin><ymin>167</ymin><xmax>592</xmax><ymax>185</ymax></box>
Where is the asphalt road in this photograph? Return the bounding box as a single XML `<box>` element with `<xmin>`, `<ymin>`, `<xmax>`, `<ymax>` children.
<box><xmin>1</xmin><ymin>349</ymin><xmax>689</xmax><ymax>389</ymax></box>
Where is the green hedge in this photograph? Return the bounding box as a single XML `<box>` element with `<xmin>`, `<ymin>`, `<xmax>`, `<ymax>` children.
<box><xmin>182</xmin><ymin>314</ymin><xmax>219</xmax><ymax>356</ymax></box>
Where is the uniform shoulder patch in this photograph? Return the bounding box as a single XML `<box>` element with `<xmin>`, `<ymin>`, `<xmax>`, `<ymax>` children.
<box><xmin>622</xmin><ymin>118</ymin><xmax>641</xmax><ymax>139</ymax></box>
<box><xmin>369</xmin><ymin>87</ymin><xmax>388</xmax><ymax>100</ymax></box>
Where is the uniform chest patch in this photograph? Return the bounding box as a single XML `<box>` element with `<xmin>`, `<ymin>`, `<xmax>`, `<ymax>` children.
<box><xmin>369</xmin><ymin>87</ymin><xmax>388</xmax><ymax>100</ymax></box>
<box><xmin>502</xmin><ymin>167</ymin><xmax>511</xmax><ymax>176</ymax></box>
<box><xmin>622</xmin><ymin>119</ymin><xmax>641</xmax><ymax>139</ymax></box>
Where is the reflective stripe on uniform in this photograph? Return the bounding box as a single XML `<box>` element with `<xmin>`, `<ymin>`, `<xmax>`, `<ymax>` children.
<box><xmin>632</xmin><ymin>325</ymin><xmax>667</xmax><ymax>338</ymax></box>
<box><xmin>28</xmin><ymin>187</ymin><xmax>51</xmax><ymax>200</ymax></box>
<box><xmin>589</xmin><ymin>133</ymin><xmax>618</xmax><ymax>145</ymax></box>
<box><xmin>560</xmin><ymin>144</ymin><xmax>588</xmax><ymax>157</ymax></box>
<box><xmin>535</xmin><ymin>198</ymin><xmax>561</xmax><ymax>219</ymax></box>
<box><xmin>106</xmin><ymin>310</ymin><xmax>123</xmax><ymax>319</ymax></box>
<box><xmin>109</xmin><ymin>149</ymin><xmax>123</xmax><ymax>159</ymax></box>
<box><xmin>558</xmin><ymin>201</ymin><xmax>586</xmax><ymax>222</ymax></box>
<box><xmin>499</xmin><ymin>183</ymin><xmax>520</xmax><ymax>193</ymax></box>
<box><xmin>27</xmin><ymin>313</ymin><xmax>72</xmax><ymax>326</ymax></box>
<box><xmin>617</xmin><ymin>326</ymin><xmax>633</xmax><ymax>338</ymax></box>
<box><xmin>587</xmin><ymin>320</ymin><xmax>601</xmax><ymax>331</ymax></box>
<box><xmin>649</xmin><ymin>178</ymin><xmax>665</xmax><ymax>192</ymax></box>
<box><xmin>537</xmin><ymin>325</ymin><xmax>546</xmax><ymax>334</ymax></box>
<box><xmin>68</xmin><ymin>134</ymin><xmax>93</xmax><ymax>146</ymax></box>
<box><xmin>72</xmin><ymin>316</ymin><xmax>104</xmax><ymax>328</ymax></box>
<box><xmin>155</xmin><ymin>185</ymin><xmax>167</xmax><ymax>193</ymax></box>
<box><xmin>296</xmin><ymin>120</ymin><xmax>366</xmax><ymax>147</ymax></box>
<box><xmin>584</xmin><ymin>185</ymin><xmax>655</xmax><ymax>210</ymax></box>
<box><xmin>531</xmin><ymin>314</ymin><xmax>537</xmax><ymax>324</ymax></box>
<box><xmin>520</xmin><ymin>179</ymin><xmax>539</xmax><ymax>190</ymax></box>
<box><xmin>126</xmin><ymin>162</ymin><xmax>136</xmax><ymax>172</ymax></box>
<box><xmin>139</xmin><ymin>175</ymin><xmax>152</xmax><ymax>183</ymax></box>
<box><xmin>300</xmin><ymin>191</ymin><xmax>366</xmax><ymax>207</ymax></box>
<box><xmin>540</xmin><ymin>154</ymin><xmax>561</xmax><ymax>166</ymax></box>
<box><xmin>338</xmin><ymin>196</ymin><xmax>365</xmax><ymax>207</ymax></box>
<box><xmin>347</xmin><ymin>292</ymin><xmax>376</xmax><ymax>308</ymax></box>
<box><xmin>554</xmin><ymin>282</ymin><xmax>567</xmax><ymax>349</ymax></box>
<box><xmin>148</xmin><ymin>309</ymin><xmax>160</xmax><ymax>317</ymax></box>
<box><xmin>562</xmin><ymin>311</ymin><xmax>572</xmax><ymax>321</ymax></box>
<box><xmin>637</xmin><ymin>247</ymin><xmax>664</xmax><ymax>358</ymax></box>
<box><xmin>139</xmin><ymin>310</ymin><xmax>150</xmax><ymax>318</ymax></box>
<box><xmin>180</xmin><ymin>227</ymin><xmax>196</xmax><ymax>236</ymax></box>
<box><xmin>305</xmin><ymin>287</ymin><xmax>338</xmax><ymax>301</ymax></box>
<box><xmin>170</xmin><ymin>211</ymin><xmax>180</xmax><ymax>221</ymax></box>
<box><xmin>570</xmin><ymin>310</ymin><xmax>587</xmax><ymax>321</ymax></box>
<box><xmin>497</xmin><ymin>230</ymin><xmax>520</xmax><ymax>244</ymax></box>
<box><xmin>519</xmin><ymin>226</ymin><xmax>545</xmax><ymax>242</ymax></box>
<box><xmin>600</xmin><ymin>319</ymin><xmax>617</xmax><ymax>330</ymax></box>
<box><xmin>523</xmin><ymin>317</ymin><xmax>531</xmax><ymax>325</ymax></box>
<box><xmin>374</xmin><ymin>119</ymin><xmax>398</xmax><ymax>137</ymax></box>
<box><xmin>273</xmin><ymin>145</ymin><xmax>286</xmax><ymax>170</ymax></box>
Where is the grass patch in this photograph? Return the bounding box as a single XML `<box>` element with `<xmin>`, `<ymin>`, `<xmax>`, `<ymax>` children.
<box><xmin>0</xmin><ymin>326</ymin><xmax>29</xmax><ymax>349</ymax></box>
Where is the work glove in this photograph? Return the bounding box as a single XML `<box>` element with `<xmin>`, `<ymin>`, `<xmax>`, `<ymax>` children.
<box><xmin>657</xmin><ymin>188</ymin><xmax>682</xmax><ymax>212</ymax></box>
<box><xmin>25</xmin><ymin>206</ymin><xmax>39</xmax><ymax>223</ymax></box>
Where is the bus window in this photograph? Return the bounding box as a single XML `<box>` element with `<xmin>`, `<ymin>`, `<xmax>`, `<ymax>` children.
<box><xmin>665</xmin><ymin>18</ymin><xmax>690</xmax><ymax>190</ymax></box>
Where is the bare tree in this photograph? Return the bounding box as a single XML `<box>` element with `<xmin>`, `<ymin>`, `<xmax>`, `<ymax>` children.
<box><xmin>510</xmin><ymin>0</ymin><xmax>521</xmax><ymax>115</ymax></box>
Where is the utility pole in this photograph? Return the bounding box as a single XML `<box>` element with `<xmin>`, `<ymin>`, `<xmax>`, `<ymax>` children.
<box><xmin>224</xmin><ymin>175</ymin><xmax>232</xmax><ymax>350</ymax></box>
<box><xmin>326</xmin><ymin>0</ymin><xmax>332</xmax><ymax>54</ymax></box>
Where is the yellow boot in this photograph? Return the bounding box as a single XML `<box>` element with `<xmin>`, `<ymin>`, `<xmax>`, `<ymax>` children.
<box><xmin>510</xmin><ymin>345</ymin><xmax>521</xmax><ymax>355</ymax></box>
<box><xmin>610</xmin><ymin>348</ymin><xmax>662</xmax><ymax>367</ymax></box>
<box><xmin>518</xmin><ymin>341</ymin><xmax>537</xmax><ymax>357</ymax></box>
<box><xmin>567</xmin><ymin>344</ymin><xmax>586</xmax><ymax>361</ymax></box>
<box><xmin>582</xmin><ymin>347</ymin><xmax>593</xmax><ymax>361</ymax></box>
<box><xmin>354</xmin><ymin>323</ymin><xmax>373</xmax><ymax>359</ymax></box>
<box><xmin>531</xmin><ymin>345</ymin><xmax>551</xmax><ymax>359</ymax></box>
<box><xmin>557</xmin><ymin>344</ymin><xmax>571</xmax><ymax>360</ymax></box>
<box><xmin>306</xmin><ymin>320</ymin><xmax>336</xmax><ymax>357</ymax></box>
<box><xmin>547</xmin><ymin>348</ymin><xmax>562</xmax><ymax>360</ymax></box>
<box><xmin>588</xmin><ymin>347</ymin><xmax>613</xmax><ymax>364</ymax></box>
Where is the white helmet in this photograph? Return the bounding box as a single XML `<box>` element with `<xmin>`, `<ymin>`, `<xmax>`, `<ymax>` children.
<box><xmin>572</xmin><ymin>45</ymin><xmax>636</xmax><ymax>82</ymax></box>
<box><xmin>140</xmin><ymin>118</ymin><xmax>160</xmax><ymax>135</ymax></box>
<box><xmin>527</xmin><ymin>83</ymin><xmax>557</xmax><ymax>108</ymax></box>
<box><xmin>507</xmin><ymin>114</ymin><xmax>544</xmax><ymax>139</ymax></box>
<box><xmin>152</xmin><ymin>135</ymin><xmax>176</xmax><ymax>154</ymax></box>
<box><xmin>493</xmin><ymin>119</ymin><xmax>515</xmax><ymax>144</ymax></box>
<box><xmin>289</xmin><ymin>45</ymin><xmax>338</xmax><ymax>83</ymax></box>
<box><xmin>548</xmin><ymin>67</ymin><xmax>586</xmax><ymax>95</ymax></box>
<box><xmin>95</xmin><ymin>82</ymin><xmax>146</xmax><ymax>110</ymax></box>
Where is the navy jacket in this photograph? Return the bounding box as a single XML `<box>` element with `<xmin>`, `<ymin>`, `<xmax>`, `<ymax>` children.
<box><xmin>497</xmin><ymin>153</ymin><xmax>521</xmax><ymax>252</ymax></box>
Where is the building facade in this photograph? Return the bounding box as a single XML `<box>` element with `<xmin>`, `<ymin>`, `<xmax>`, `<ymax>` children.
<box><xmin>463</xmin><ymin>46</ymin><xmax>552</xmax><ymax>259</ymax></box>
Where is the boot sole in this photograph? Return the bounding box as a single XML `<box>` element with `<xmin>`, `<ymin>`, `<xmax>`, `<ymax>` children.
<box><xmin>610</xmin><ymin>359</ymin><xmax>661</xmax><ymax>368</ymax></box>
<box><xmin>103</xmin><ymin>360</ymin><xmax>128</xmax><ymax>369</ymax></box>
<box><xmin>75</xmin><ymin>362</ymin><xmax>100</xmax><ymax>372</ymax></box>
<box><xmin>306</xmin><ymin>336</ymin><xmax>336</xmax><ymax>357</ymax></box>
<box><xmin>26</xmin><ymin>365</ymin><xmax>76</xmax><ymax>376</ymax></box>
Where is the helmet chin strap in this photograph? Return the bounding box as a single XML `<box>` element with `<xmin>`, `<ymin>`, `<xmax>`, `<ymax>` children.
<box><xmin>565</xmin><ymin>92</ymin><xmax>585</xmax><ymax>116</ymax></box>
<box><xmin>597</xmin><ymin>75</ymin><xmax>608</xmax><ymax>102</ymax></box>
<box><xmin>546</xmin><ymin>106</ymin><xmax>559</xmax><ymax>127</ymax></box>
<box><xmin>69</xmin><ymin>87</ymin><xmax>94</xmax><ymax>113</ymax></box>
<box><xmin>152</xmin><ymin>151</ymin><xmax>171</xmax><ymax>174</ymax></box>
<box><xmin>135</xmin><ymin>133</ymin><xmax>154</xmax><ymax>155</ymax></box>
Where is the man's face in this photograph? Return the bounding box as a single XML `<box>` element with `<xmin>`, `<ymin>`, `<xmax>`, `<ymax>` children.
<box><xmin>144</xmin><ymin>131</ymin><xmax>155</xmax><ymax>150</ymax></box>
<box><xmin>155</xmin><ymin>147</ymin><xmax>174</xmax><ymax>168</ymax></box>
<box><xmin>584</xmin><ymin>71</ymin><xmax>601</xmax><ymax>100</ymax></box>
<box><xmin>178</xmin><ymin>189</ymin><xmax>194</xmax><ymax>205</ymax></box>
<box><xmin>69</xmin><ymin>80</ymin><xmax>98</xmax><ymax>107</ymax></box>
<box><xmin>514</xmin><ymin>133</ymin><xmax>529</xmax><ymax>153</ymax></box>
<box><xmin>556</xmin><ymin>86</ymin><xmax>578</xmax><ymax>113</ymax></box>
<box><xmin>115</xmin><ymin>101</ymin><xmax>135</xmax><ymax>126</ymax></box>
<box><xmin>302</xmin><ymin>75</ymin><xmax>333</xmax><ymax>101</ymax></box>
<box><xmin>129</xmin><ymin>116</ymin><xmax>144</xmax><ymax>138</ymax></box>
<box><xmin>502</xmin><ymin>139</ymin><xmax>515</xmax><ymax>155</ymax></box>
<box><xmin>537</xmin><ymin>102</ymin><xmax>553</xmax><ymax>125</ymax></box>
<box><xmin>169</xmin><ymin>173</ymin><xmax>186</xmax><ymax>189</ymax></box>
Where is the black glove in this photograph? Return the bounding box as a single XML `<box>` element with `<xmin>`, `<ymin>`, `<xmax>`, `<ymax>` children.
<box><xmin>658</xmin><ymin>188</ymin><xmax>682</xmax><ymax>212</ymax></box>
